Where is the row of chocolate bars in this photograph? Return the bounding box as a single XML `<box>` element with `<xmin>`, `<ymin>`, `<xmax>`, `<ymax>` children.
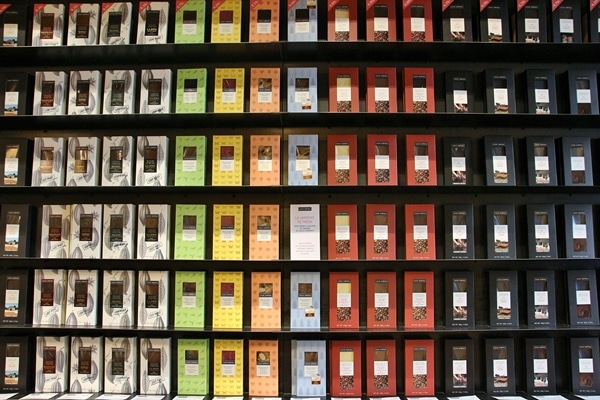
<box><xmin>1</xmin><ymin>67</ymin><xmax>599</xmax><ymax>115</ymax></box>
<box><xmin>0</xmin><ymin>335</ymin><xmax>598</xmax><ymax>395</ymax></box>
<box><xmin>3</xmin><ymin>0</ymin><xmax>600</xmax><ymax>46</ymax></box>
<box><xmin>1</xmin><ymin>268</ymin><xmax>597</xmax><ymax>330</ymax></box>
<box><xmin>0</xmin><ymin>134</ymin><xmax>594</xmax><ymax>188</ymax></box>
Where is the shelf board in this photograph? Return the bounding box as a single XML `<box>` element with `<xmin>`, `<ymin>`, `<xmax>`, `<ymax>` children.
<box><xmin>2</xmin><ymin>323</ymin><xmax>599</xmax><ymax>338</ymax></box>
<box><xmin>0</xmin><ymin>184</ymin><xmax>599</xmax><ymax>197</ymax></box>
<box><xmin>1</xmin><ymin>113</ymin><xmax>599</xmax><ymax>131</ymax></box>
<box><xmin>2</xmin><ymin>42</ymin><xmax>600</xmax><ymax>69</ymax></box>
<box><xmin>1</xmin><ymin>257</ymin><xmax>599</xmax><ymax>271</ymax></box>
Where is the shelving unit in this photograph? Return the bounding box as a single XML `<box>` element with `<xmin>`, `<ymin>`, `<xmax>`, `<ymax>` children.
<box><xmin>2</xmin><ymin>0</ymin><xmax>600</xmax><ymax>397</ymax></box>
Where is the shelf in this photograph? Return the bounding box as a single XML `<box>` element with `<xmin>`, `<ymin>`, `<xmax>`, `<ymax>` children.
<box><xmin>0</xmin><ymin>184</ymin><xmax>599</xmax><ymax>197</ymax></box>
<box><xmin>2</xmin><ymin>42</ymin><xmax>600</xmax><ymax>69</ymax></box>
<box><xmin>1</xmin><ymin>257</ymin><xmax>599</xmax><ymax>272</ymax></box>
<box><xmin>2</xmin><ymin>323</ymin><xmax>600</xmax><ymax>338</ymax></box>
<box><xmin>2</xmin><ymin>113</ymin><xmax>600</xmax><ymax>131</ymax></box>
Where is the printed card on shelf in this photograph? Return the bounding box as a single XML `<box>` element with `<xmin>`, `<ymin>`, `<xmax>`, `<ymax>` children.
<box><xmin>0</xmin><ymin>270</ymin><xmax>30</xmax><ymax>325</ymax></box>
<box><xmin>139</xmin><ymin>69</ymin><xmax>171</xmax><ymax>114</ymax></box>
<box><xmin>405</xmin><ymin>203</ymin><xmax>436</xmax><ymax>260</ymax></box>
<box><xmin>406</xmin><ymin>134</ymin><xmax>437</xmax><ymax>185</ymax></box>
<box><xmin>1</xmin><ymin>72</ymin><xmax>32</xmax><ymax>116</ymax></box>
<box><xmin>33</xmin><ymin>71</ymin><xmax>68</xmax><ymax>116</ymax></box>
<box><xmin>214</xmin><ymin>68</ymin><xmax>244</xmax><ymax>113</ymax></box>
<box><xmin>570</xmin><ymin>337</ymin><xmax>600</xmax><ymax>394</ymax></box>
<box><xmin>365</xmin><ymin>203</ymin><xmax>396</xmax><ymax>260</ymax></box>
<box><xmin>212</xmin><ymin>204</ymin><xmax>243</xmax><ymax>260</ymax></box>
<box><xmin>444</xmin><ymin>339</ymin><xmax>475</xmax><ymax>395</ymax></box>
<box><xmin>403</xmin><ymin>68</ymin><xmax>435</xmax><ymax>113</ymax></box>
<box><xmin>212</xmin><ymin>271</ymin><xmax>243</xmax><ymax>330</ymax></box>
<box><xmin>290</xmin><ymin>271</ymin><xmax>320</xmax><ymax>330</ymax></box>
<box><xmin>366</xmin><ymin>67</ymin><xmax>397</xmax><ymax>113</ymax></box>
<box><xmin>213</xmin><ymin>339</ymin><xmax>244</xmax><ymax>395</ymax></box>
<box><xmin>137</xmin><ymin>204</ymin><xmax>170</xmax><ymax>259</ymax></box>
<box><xmin>288</xmin><ymin>134</ymin><xmax>318</xmax><ymax>186</ymax></box>
<box><xmin>136</xmin><ymin>136</ymin><xmax>169</xmax><ymax>186</ymax></box>
<box><xmin>211</xmin><ymin>0</ymin><xmax>242</xmax><ymax>43</ymax></box>
<box><xmin>177</xmin><ymin>339</ymin><xmax>209</xmax><ymax>395</ymax></box>
<box><xmin>102</xmin><ymin>204</ymin><xmax>135</xmax><ymax>259</ymax></box>
<box><xmin>403</xmin><ymin>0</ymin><xmax>433</xmax><ymax>42</ymax></box>
<box><xmin>0</xmin><ymin>336</ymin><xmax>29</xmax><ymax>392</ymax></box>
<box><xmin>250</xmin><ymin>271</ymin><xmax>281</xmax><ymax>330</ymax></box>
<box><xmin>102</xmin><ymin>270</ymin><xmax>135</xmax><ymax>327</ymax></box>
<box><xmin>327</xmin><ymin>204</ymin><xmax>358</xmax><ymax>260</ymax></box>
<box><xmin>35</xmin><ymin>336</ymin><xmax>69</xmax><ymax>392</ymax></box>
<box><xmin>99</xmin><ymin>2</ymin><xmax>132</xmax><ymax>45</ymax></box>
<box><xmin>66</xmin><ymin>137</ymin><xmax>101</xmax><ymax>186</ymax></box>
<box><xmin>102</xmin><ymin>136</ymin><xmax>134</xmax><ymax>186</ymax></box>
<box><xmin>175</xmin><ymin>136</ymin><xmax>206</xmax><ymax>186</ymax></box>
<box><xmin>137</xmin><ymin>270</ymin><xmax>169</xmax><ymax>329</ymax></box>
<box><xmin>485</xmin><ymin>338</ymin><xmax>516</xmax><ymax>395</ymax></box>
<box><xmin>40</xmin><ymin>205</ymin><xmax>70</xmax><ymax>258</ymax></box>
<box><xmin>526</xmin><ymin>204</ymin><xmax>558</xmax><ymax>259</ymax></box>
<box><xmin>176</xmin><ymin>68</ymin><xmax>207</xmax><ymax>113</ymax></box>
<box><xmin>32</xmin><ymin>4</ymin><xmax>65</xmax><ymax>46</ymax></box>
<box><xmin>329</xmin><ymin>271</ymin><xmax>359</xmax><ymax>329</ymax></box>
<box><xmin>249</xmin><ymin>0</ymin><xmax>279</xmax><ymax>42</ymax></box>
<box><xmin>104</xmin><ymin>337</ymin><xmax>137</xmax><ymax>394</ymax></box>
<box><xmin>329</xmin><ymin>67</ymin><xmax>359</xmax><ymax>112</ymax></box>
<box><xmin>327</xmin><ymin>0</ymin><xmax>358</xmax><ymax>41</ymax></box>
<box><xmin>212</xmin><ymin>135</ymin><xmax>243</xmax><ymax>186</ymax></box>
<box><xmin>139</xmin><ymin>338</ymin><xmax>170</xmax><ymax>395</ymax></box>
<box><xmin>567</xmin><ymin>270</ymin><xmax>600</xmax><ymax>326</ymax></box>
<box><xmin>524</xmin><ymin>338</ymin><xmax>556</xmax><ymax>395</ymax></box>
<box><xmin>0</xmin><ymin>4</ymin><xmax>28</xmax><ymax>47</ymax></box>
<box><xmin>174</xmin><ymin>204</ymin><xmax>206</xmax><ymax>260</ymax></box>
<box><xmin>175</xmin><ymin>0</ymin><xmax>206</xmax><ymax>44</ymax></box>
<box><xmin>249</xmin><ymin>340</ymin><xmax>279</xmax><ymax>396</ymax></box>
<box><xmin>366</xmin><ymin>339</ymin><xmax>396</xmax><ymax>396</ymax></box>
<box><xmin>367</xmin><ymin>134</ymin><xmax>397</xmax><ymax>185</ymax></box>
<box><xmin>69</xmin><ymin>336</ymin><xmax>103</xmax><ymax>392</ymax></box>
<box><xmin>0</xmin><ymin>204</ymin><xmax>34</xmax><ymax>258</ymax></box>
<box><xmin>103</xmin><ymin>70</ymin><xmax>136</xmax><ymax>115</ymax></box>
<box><xmin>327</xmin><ymin>134</ymin><xmax>357</xmax><ymax>186</ymax></box>
<box><xmin>404</xmin><ymin>271</ymin><xmax>435</xmax><ymax>329</ymax></box>
<box><xmin>489</xmin><ymin>270</ymin><xmax>519</xmax><ymax>327</ymax></box>
<box><xmin>366</xmin><ymin>271</ymin><xmax>397</xmax><ymax>329</ymax></box>
<box><xmin>67</xmin><ymin>3</ymin><xmax>100</xmax><ymax>45</ymax></box>
<box><xmin>136</xmin><ymin>2</ymin><xmax>168</xmax><ymax>44</ymax></box>
<box><xmin>287</xmin><ymin>68</ymin><xmax>318</xmax><ymax>112</ymax></box>
<box><xmin>292</xmin><ymin>340</ymin><xmax>326</xmax><ymax>396</ymax></box>
<box><xmin>366</xmin><ymin>0</ymin><xmax>397</xmax><ymax>41</ymax></box>
<box><xmin>65</xmin><ymin>270</ymin><xmax>99</xmax><ymax>327</ymax></box>
<box><xmin>250</xmin><ymin>135</ymin><xmax>280</xmax><ymax>186</ymax></box>
<box><xmin>526</xmin><ymin>270</ymin><xmax>556</xmax><ymax>328</ymax></box>
<box><xmin>250</xmin><ymin>68</ymin><xmax>280</xmax><ymax>112</ymax></box>
<box><xmin>330</xmin><ymin>340</ymin><xmax>361</xmax><ymax>397</ymax></box>
<box><xmin>445</xmin><ymin>271</ymin><xmax>475</xmax><ymax>328</ymax></box>
<box><xmin>290</xmin><ymin>204</ymin><xmax>320</xmax><ymax>260</ymax></box>
<box><xmin>404</xmin><ymin>339</ymin><xmax>435</xmax><ymax>396</ymax></box>
<box><xmin>174</xmin><ymin>271</ymin><xmax>205</xmax><ymax>328</ymax></box>
<box><xmin>32</xmin><ymin>269</ymin><xmax>67</xmax><ymax>326</ymax></box>
<box><xmin>249</xmin><ymin>204</ymin><xmax>279</xmax><ymax>260</ymax></box>
<box><xmin>287</xmin><ymin>0</ymin><xmax>318</xmax><ymax>42</ymax></box>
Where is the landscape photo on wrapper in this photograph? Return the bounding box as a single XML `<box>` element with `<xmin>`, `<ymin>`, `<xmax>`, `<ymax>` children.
<box><xmin>4</xmin><ymin>146</ymin><xmax>19</xmax><ymax>184</ymax></box>
<box><xmin>4</xmin><ymin>277</ymin><xmax>21</xmax><ymax>317</ymax></box>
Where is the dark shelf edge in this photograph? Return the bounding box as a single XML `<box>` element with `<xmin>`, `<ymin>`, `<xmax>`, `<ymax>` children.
<box><xmin>2</xmin><ymin>113</ymin><xmax>600</xmax><ymax>131</ymax></box>
<box><xmin>2</xmin><ymin>42</ymin><xmax>600</xmax><ymax>68</ymax></box>
<box><xmin>0</xmin><ymin>258</ymin><xmax>599</xmax><ymax>271</ymax></box>
<box><xmin>0</xmin><ymin>184</ymin><xmax>600</xmax><ymax>196</ymax></box>
<box><xmin>2</xmin><ymin>323</ymin><xmax>600</xmax><ymax>336</ymax></box>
